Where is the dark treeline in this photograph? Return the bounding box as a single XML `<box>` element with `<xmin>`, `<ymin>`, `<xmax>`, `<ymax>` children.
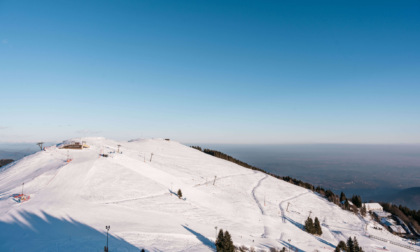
<box><xmin>191</xmin><ymin>146</ymin><xmax>420</xmax><ymax>233</ymax></box>
<box><xmin>0</xmin><ymin>159</ymin><xmax>14</xmax><ymax>168</ymax></box>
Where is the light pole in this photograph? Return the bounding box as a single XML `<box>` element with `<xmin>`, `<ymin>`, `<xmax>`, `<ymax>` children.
<box><xmin>215</xmin><ymin>226</ymin><xmax>218</xmax><ymax>239</ymax></box>
<box><xmin>106</xmin><ymin>225</ymin><xmax>110</xmax><ymax>251</ymax></box>
<box><xmin>288</xmin><ymin>239</ymin><xmax>291</xmax><ymax>252</ymax></box>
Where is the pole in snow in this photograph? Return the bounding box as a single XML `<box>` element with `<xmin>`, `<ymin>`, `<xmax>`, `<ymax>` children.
<box><xmin>117</xmin><ymin>145</ymin><xmax>121</xmax><ymax>153</ymax></box>
<box><xmin>106</xmin><ymin>225</ymin><xmax>110</xmax><ymax>251</ymax></box>
<box><xmin>213</xmin><ymin>176</ymin><xmax>217</xmax><ymax>185</ymax></box>
<box><xmin>22</xmin><ymin>183</ymin><xmax>24</xmax><ymax>195</ymax></box>
<box><xmin>215</xmin><ymin>226</ymin><xmax>218</xmax><ymax>239</ymax></box>
<box><xmin>150</xmin><ymin>153</ymin><xmax>154</xmax><ymax>162</ymax></box>
<box><xmin>286</xmin><ymin>202</ymin><xmax>290</xmax><ymax>212</ymax></box>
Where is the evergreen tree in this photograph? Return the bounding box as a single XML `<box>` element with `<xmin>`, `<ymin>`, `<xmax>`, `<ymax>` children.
<box><xmin>223</xmin><ymin>231</ymin><xmax>234</xmax><ymax>252</ymax></box>
<box><xmin>314</xmin><ymin>217</ymin><xmax>322</xmax><ymax>235</ymax></box>
<box><xmin>340</xmin><ymin>192</ymin><xmax>346</xmax><ymax>202</ymax></box>
<box><xmin>353</xmin><ymin>237</ymin><xmax>360</xmax><ymax>252</ymax></box>
<box><xmin>177</xmin><ymin>189</ymin><xmax>182</xmax><ymax>199</ymax></box>
<box><xmin>351</xmin><ymin>195</ymin><xmax>362</xmax><ymax>208</ymax></box>
<box><xmin>141</xmin><ymin>249</ymin><xmax>145</xmax><ymax>252</ymax></box>
<box><xmin>346</xmin><ymin>237</ymin><xmax>354</xmax><ymax>252</ymax></box>
<box><xmin>215</xmin><ymin>229</ymin><xmax>224</xmax><ymax>251</ymax></box>
<box><xmin>351</xmin><ymin>236</ymin><xmax>365</xmax><ymax>252</ymax></box>
<box><xmin>304</xmin><ymin>217</ymin><xmax>314</xmax><ymax>234</ymax></box>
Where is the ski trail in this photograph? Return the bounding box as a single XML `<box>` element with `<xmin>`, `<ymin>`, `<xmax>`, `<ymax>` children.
<box><xmin>101</xmin><ymin>191</ymin><xmax>169</xmax><ymax>205</ymax></box>
<box><xmin>252</xmin><ymin>174</ymin><xmax>268</xmax><ymax>215</ymax></box>
<box><xmin>250</xmin><ymin>174</ymin><xmax>270</xmax><ymax>238</ymax></box>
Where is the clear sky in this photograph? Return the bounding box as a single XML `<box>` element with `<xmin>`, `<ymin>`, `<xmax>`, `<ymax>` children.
<box><xmin>1</xmin><ymin>1</ymin><xmax>419</xmax><ymax>144</ymax></box>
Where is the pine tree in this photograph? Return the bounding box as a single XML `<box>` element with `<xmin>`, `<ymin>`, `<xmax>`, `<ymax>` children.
<box><xmin>314</xmin><ymin>217</ymin><xmax>322</xmax><ymax>235</ymax></box>
<box><xmin>346</xmin><ymin>237</ymin><xmax>354</xmax><ymax>252</ymax></box>
<box><xmin>353</xmin><ymin>237</ymin><xmax>360</xmax><ymax>252</ymax></box>
<box><xmin>351</xmin><ymin>195</ymin><xmax>362</xmax><ymax>208</ymax></box>
<box><xmin>141</xmin><ymin>249</ymin><xmax>145</xmax><ymax>252</ymax></box>
<box><xmin>340</xmin><ymin>192</ymin><xmax>346</xmax><ymax>202</ymax></box>
<box><xmin>215</xmin><ymin>229</ymin><xmax>224</xmax><ymax>251</ymax></box>
<box><xmin>223</xmin><ymin>231</ymin><xmax>234</xmax><ymax>252</ymax></box>
<box><xmin>177</xmin><ymin>189</ymin><xmax>182</xmax><ymax>199</ymax></box>
<box><xmin>305</xmin><ymin>217</ymin><xmax>314</xmax><ymax>234</ymax></box>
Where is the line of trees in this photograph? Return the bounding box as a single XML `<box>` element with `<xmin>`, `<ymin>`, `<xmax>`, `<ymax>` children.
<box><xmin>335</xmin><ymin>237</ymin><xmax>364</xmax><ymax>252</ymax></box>
<box><xmin>0</xmin><ymin>159</ymin><xmax>14</xmax><ymax>168</ymax></box>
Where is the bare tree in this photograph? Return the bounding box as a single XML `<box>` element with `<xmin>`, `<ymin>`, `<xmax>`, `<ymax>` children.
<box><xmin>37</xmin><ymin>142</ymin><xmax>44</xmax><ymax>150</ymax></box>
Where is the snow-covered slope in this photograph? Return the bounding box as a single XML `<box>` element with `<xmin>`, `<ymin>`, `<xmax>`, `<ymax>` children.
<box><xmin>0</xmin><ymin>138</ymin><xmax>416</xmax><ymax>251</ymax></box>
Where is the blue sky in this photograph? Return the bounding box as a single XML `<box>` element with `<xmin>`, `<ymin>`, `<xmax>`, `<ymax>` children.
<box><xmin>1</xmin><ymin>1</ymin><xmax>419</xmax><ymax>144</ymax></box>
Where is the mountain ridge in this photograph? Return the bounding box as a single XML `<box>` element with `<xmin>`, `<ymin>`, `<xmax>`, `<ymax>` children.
<box><xmin>0</xmin><ymin>137</ymin><xmax>417</xmax><ymax>251</ymax></box>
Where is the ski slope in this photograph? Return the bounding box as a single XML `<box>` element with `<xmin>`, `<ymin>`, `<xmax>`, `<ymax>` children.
<box><xmin>0</xmin><ymin>137</ymin><xmax>417</xmax><ymax>251</ymax></box>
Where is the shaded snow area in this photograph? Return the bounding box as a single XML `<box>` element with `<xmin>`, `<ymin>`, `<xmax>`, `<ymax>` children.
<box><xmin>0</xmin><ymin>138</ymin><xmax>417</xmax><ymax>251</ymax></box>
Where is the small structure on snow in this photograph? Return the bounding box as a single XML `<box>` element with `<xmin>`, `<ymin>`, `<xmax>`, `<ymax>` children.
<box><xmin>59</xmin><ymin>140</ymin><xmax>89</xmax><ymax>150</ymax></box>
<box><xmin>363</xmin><ymin>203</ymin><xmax>383</xmax><ymax>212</ymax></box>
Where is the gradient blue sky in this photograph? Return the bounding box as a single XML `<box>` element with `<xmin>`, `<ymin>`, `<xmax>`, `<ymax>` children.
<box><xmin>1</xmin><ymin>1</ymin><xmax>419</xmax><ymax>144</ymax></box>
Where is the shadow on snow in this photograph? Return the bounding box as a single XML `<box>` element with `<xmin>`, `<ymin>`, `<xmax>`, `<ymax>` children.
<box><xmin>182</xmin><ymin>225</ymin><xmax>215</xmax><ymax>250</ymax></box>
<box><xmin>279</xmin><ymin>240</ymin><xmax>305</xmax><ymax>252</ymax></box>
<box><xmin>0</xmin><ymin>210</ymin><xmax>140</xmax><ymax>252</ymax></box>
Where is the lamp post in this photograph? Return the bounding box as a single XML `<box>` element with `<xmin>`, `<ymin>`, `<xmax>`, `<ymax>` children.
<box><xmin>215</xmin><ymin>226</ymin><xmax>218</xmax><ymax>239</ymax></box>
<box><xmin>106</xmin><ymin>225</ymin><xmax>110</xmax><ymax>251</ymax></box>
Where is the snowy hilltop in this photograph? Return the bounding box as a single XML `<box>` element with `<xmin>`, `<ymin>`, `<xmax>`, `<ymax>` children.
<box><xmin>0</xmin><ymin>137</ymin><xmax>417</xmax><ymax>251</ymax></box>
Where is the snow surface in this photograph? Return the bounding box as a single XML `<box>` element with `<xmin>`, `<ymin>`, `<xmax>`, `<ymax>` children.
<box><xmin>0</xmin><ymin>137</ymin><xmax>417</xmax><ymax>252</ymax></box>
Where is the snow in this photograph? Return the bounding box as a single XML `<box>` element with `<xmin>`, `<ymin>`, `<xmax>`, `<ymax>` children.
<box><xmin>0</xmin><ymin>137</ymin><xmax>417</xmax><ymax>252</ymax></box>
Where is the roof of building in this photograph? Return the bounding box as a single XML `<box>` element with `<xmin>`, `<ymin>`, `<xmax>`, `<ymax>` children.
<box><xmin>363</xmin><ymin>203</ymin><xmax>383</xmax><ymax>211</ymax></box>
<box><xmin>373</xmin><ymin>211</ymin><xmax>391</xmax><ymax>218</ymax></box>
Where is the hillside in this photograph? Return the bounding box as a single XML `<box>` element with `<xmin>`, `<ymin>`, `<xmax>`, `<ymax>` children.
<box><xmin>0</xmin><ymin>138</ymin><xmax>417</xmax><ymax>252</ymax></box>
<box><xmin>391</xmin><ymin>187</ymin><xmax>420</xmax><ymax>210</ymax></box>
